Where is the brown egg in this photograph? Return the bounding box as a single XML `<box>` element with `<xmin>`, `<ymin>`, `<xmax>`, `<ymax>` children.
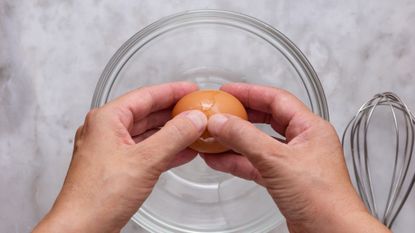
<box><xmin>172</xmin><ymin>90</ymin><xmax>248</xmax><ymax>153</ymax></box>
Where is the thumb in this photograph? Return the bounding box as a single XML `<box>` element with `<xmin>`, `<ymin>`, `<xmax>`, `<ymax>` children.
<box><xmin>137</xmin><ymin>110</ymin><xmax>207</xmax><ymax>160</ymax></box>
<box><xmin>208</xmin><ymin>114</ymin><xmax>287</xmax><ymax>162</ymax></box>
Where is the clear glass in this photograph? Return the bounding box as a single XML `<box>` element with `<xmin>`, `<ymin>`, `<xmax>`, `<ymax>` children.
<box><xmin>91</xmin><ymin>10</ymin><xmax>329</xmax><ymax>233</ymax></box>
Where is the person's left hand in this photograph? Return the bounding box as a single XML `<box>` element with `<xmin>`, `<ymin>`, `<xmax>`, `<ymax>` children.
<box><xmin>33</xmin><ymin>82</ymin><xmax>207</xmax><ymax>233</ymax></box>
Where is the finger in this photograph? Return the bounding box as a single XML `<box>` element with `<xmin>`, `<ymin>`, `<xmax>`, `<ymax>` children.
<box><xmin>247</xmin><ymin>109</ymin><xmax>285</xmax><ymax>135</ymax></box>
<box><xmin>167</xmin><ymin>149</ymin><xmax>198</xmax><ymax>169</ymax></box>
<box><xmin>106</xmin><ymin>82</ymin><xmax>198</xmax><ymax>129</ymax></box>
<box><xmin>220</xmin><ymin>83</ymin><xmax>316</xmax><ymax>139</ymax></box>
<box><xmin>135</xmin><ymin>110</ymin><xmax>207</xmax><ymax>167</ymax></box>
<box><xmin>130</xmin><ymin>110</ymin><xmax>171</xmax><ymax>136</ymax></box>
<box><xmin>132</xmin><ymin>129</ymin><xmax>159</xmax><ymax>143</ymax></box>
<box><xmin>202</xmin><ymin>153</ymin><xmax>264</xmax><ymax>185</ymax></box>
<box><xmin>208</xmin><ymin>113</ymin><xmax>289</xmax><ymax>163</ymax></box>
<box><xmin>134</xmin><ymin>131</ymin><xmax>198</xmax><ymax>168</ymax></box>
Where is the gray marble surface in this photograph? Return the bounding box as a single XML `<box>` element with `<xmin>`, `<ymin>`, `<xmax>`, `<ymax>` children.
<box><xmin>1</xmin><ymin>0</ymin><xmax>414</xmax><ymax>232</ymax></box>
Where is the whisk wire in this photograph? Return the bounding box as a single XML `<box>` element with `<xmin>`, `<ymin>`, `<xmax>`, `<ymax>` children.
<box><xmin>385</xmin><ymin>110</ymin><xmax>415</xmax><ymax>227</ymax></box>
<box><xmin>363</xmin><ymin>97</ymin><xmax>383</xmax><ymax>217</ymax></box>
<box><xmin>382</xmin><ymin>103</ymin><xmax>400</xmax><ymax>225</ymax></box>
<box><xmin>342</xmin><ymin>92</ymin><xmax>415</xmax><ymax>229</ymax></box>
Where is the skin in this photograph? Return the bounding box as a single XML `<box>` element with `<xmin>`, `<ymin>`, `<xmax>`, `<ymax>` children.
<box><xmin>33</xmin><ymin>82</ymin><xmax>391</xmax><ymax>233</ymax></box>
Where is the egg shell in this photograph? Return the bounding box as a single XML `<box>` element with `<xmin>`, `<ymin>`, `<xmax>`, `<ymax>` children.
<box><xmin>172</xmin><ymin>90</ymin><xmax>248</xmax><ymax>153</ymax></box>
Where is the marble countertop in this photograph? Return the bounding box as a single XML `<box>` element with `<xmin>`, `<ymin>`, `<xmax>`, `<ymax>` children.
<box><xmin>1</xmin><ymin>0</ymin><xmax>414</xmax><ymax>232</ymax></box>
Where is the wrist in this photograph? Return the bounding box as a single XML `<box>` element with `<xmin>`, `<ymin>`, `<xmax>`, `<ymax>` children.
<box><xmin>287</xmin><ymin>211</ymin><xmax>390</xmax><ymax>233</ymax></box>
<box><xmin>284</xmin><ymin>189</ymin><xmax>391</xmax><ymax>233</ymax></box>
<box><xmin>33</xmin><ymin>203</ymin><xmax>121</xmax><ymax>233</ymax></box>
<box><xmin>320</xmin><ymin>190</ymin><xmax>391</xmax><ymax>233</ymax></box>
<box><xmin>326</xmin><ymin>210</ymin><xmax>390</xmax><ymax>233</ymax></box>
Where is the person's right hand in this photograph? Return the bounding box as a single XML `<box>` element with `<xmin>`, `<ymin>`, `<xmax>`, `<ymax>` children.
<box><xmin>202</xmin><ymin>83</ymin><xmax>390</xmax><ymax>233</ymax></box>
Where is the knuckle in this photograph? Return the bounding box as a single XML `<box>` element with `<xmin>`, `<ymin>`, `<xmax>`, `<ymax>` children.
<box><xmin>248</xmin><ymin>167</ymin><xmax>261</xmax><ymax>181</ymax></box>
<box><xmin>224</xmin><ymin>118</ymin><xmax>244</xmax><ymax>140</ymax></box>
<box><xmin>316</xmin><ymin>117</ymin><xmax>335</xmax><ymax>132</ymax></box>
<box><xmin>168</xmin><ymin>118</ymin><xmax>195</xmax><ymax>139</ymax></box>
<box><xmin>73</xmin><ymin>126</ymin><xmax>84</xmax><ymax>150</ymax></box>
<box><xmin>85</xmin><ymin>108</ymin><xmax>99</xmax><ymax>123</ymax></box>
<box><xmin>83</xmin><ymin>108</ymin><xmax>110</xmax><ymax>133</ymax></box>
<box><xmin>323</xmin><ymin>119</ymin><xmax>335</xmax><ymax>131</ymax></box>
<box><xmin>229</xmin><ymin>160</ymin><xmax>239</xmax><ymax>175</ymax></box>
<box><xmin>75</xmin><ymin>125</ymin><xmax>83</xmax><ymax>139</ymax></box>
<box><xmin>84</xmin><ymin>107</ymin><xmax>115</xmax><ymax>127</ymax></box>
<box><xmin>205</xmin><ymin>157</ymin><xmax>218</xmax><ymax>169</ymax></box>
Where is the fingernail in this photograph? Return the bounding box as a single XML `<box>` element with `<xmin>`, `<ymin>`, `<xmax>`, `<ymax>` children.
<box><xmin>208</xmin><ymin>114</ymin><xmax>228</xmax><ymax>134</ymax></box>
<box><xmin>183</xmin><ymin>110</ymin><xmax>207</xmax><ymax>132</ymax></box>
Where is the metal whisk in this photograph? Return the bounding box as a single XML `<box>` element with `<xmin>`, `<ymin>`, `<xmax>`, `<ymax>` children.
<box><xmin>342</xmin><ymin>92</ymin><xmax>415</xmax><ymax>228</ymax></box>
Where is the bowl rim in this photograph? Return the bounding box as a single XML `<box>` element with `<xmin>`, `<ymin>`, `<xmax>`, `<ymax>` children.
<box><xmin>91</xmin><ymin>9</ymin><xmax>329</xmax><ymax>121</ymax></box>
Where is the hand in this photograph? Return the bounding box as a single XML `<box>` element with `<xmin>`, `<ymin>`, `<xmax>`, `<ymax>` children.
<box><xmin>202</xmin><ymin>83</ymin><xmax>390</xmax><ymax>233</ymax></box>
<box><xmin>33</xmin><ymin>82</ymin><xmax>207</xmax><ymax>233</ymax></box>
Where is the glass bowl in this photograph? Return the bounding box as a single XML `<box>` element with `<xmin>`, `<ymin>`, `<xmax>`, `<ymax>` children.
<box><xmin>91</xmin><ymin>10</ymin><xmax>329</xmax><ymax>233</ymax></box>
